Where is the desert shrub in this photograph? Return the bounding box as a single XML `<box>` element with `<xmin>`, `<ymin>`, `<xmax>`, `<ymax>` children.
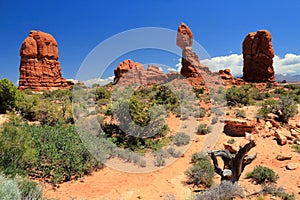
<box><xmin>226</xmin><ymin>85</ymin><xmax>254</xmax><ymax>106</ymax></box>
<box><xmin>95</xmin><ymin>86</ymin><xmax>111</xmax><ymax>100</ymax></box>
<box><xmin>193</xmin><ymin>87</ymin><xmax>205</xmax><ymax>99</ymax></box>
<box><xmin>0</xmin><ymin>118</ymin><xmax>100</xmax><ymax>183</ymax></box>
<box><xmin>164</xmin><ymin>194</ymin><xmax>176</xmax><ymax>200</ymax></box>
<box><xmin>263</xmin><ymin>185</ymin><xmax>295</xmax><ymax>200</ymax></box>
<box><xmin>0</xmin><ymin>78</ymin><xmax>24</xmax><ymax>113</ymax></box>
<box><xmin>197</xmin><ymin>124</ymin><xmax>212</xmax><ymax>135</ymax></box>
<box><xmin>0</xmin><ymin>175</ymin><xmax>21</xmax><ymax>199</ymax></box>
<box><xmin>194</xmin><ymin>107</ymin><xmax>206</xmax><ymax>118</ymax></box>
<box><xmin>185</xmin><ymin>158</ymin><xmax>214</xmax><ymax>187</ymax></box>
<box><xmin>167</xmin><ymin>147</ymin><xmax>182</xmax><ymax>158</ymax></box>
<box><xmin>258</xmin><ymin>95</ymin><xmax>298</xmax><ymax>123</ymax></box>
<box><xmin>17</xmin><ymin>177</ymin><xmax>43</xmax><ymax>200</ymax></box>
<box><xmin>195</xmin><ymin>181</ymin><xmax>244</xmax><ymax>200</ymax></box>
<box><xmin>211</xmin><ymin>107</ymin><xmax>224</xmax><ymax>116</ymax></box>
<box><xmin>191</xmin><ymin>152</ymin><xmax>210</xmax><ymax>164</ymax></box>
<box><xmin>211</xmin><ymin>117</ymin><xmax>218</xmax><ymax>124</ymax></box>
<box><xmin>227</xmin><ymin>138</ymin><xmax>236</xmax><ymax>144</ymax></box>
<box><xmin>173</xmin><ymin>132</ymin><xmax>190</xmax><ymax>146</ymax></box>
<box><xmin>235</xmin><ymin>109</ymin><xmax>246</xmax><ymax>118</ymax></box>
<box><xmin>0</xmin><ymin>117</ymin><xmax>37</xmax><ymax>176</ymax></box>
<box><xmin>292</xmin><ymin>144</ymin><xmax>300</xmax><ymax>153</ymax></box>
<box><xmin>153</xmin><ymin>151</ymin><xmax>166</xmax><ymax>167</ymax></box>
<box><xmin>0</xmin><ymin>175</ymin><xmax>42</xmax><ymax>200</ymax></box>
<box><xmin>246</xmin><ymin>165</ymin><xmax>278</xmax><ymax>184</ymax></box>
<box><xmin>252</xmin><ymin>87</ymin><xmax>266</xmax><ymax>100</ymax></box>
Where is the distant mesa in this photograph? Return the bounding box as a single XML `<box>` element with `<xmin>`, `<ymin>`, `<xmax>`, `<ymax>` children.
<box><xmin>113</xmin><ymin>59</ymin><xmax>179</xmax><ymax>85</ymax></box>
<box><xmin>242</xmin><ymin>30</ymin><xmax>275</xmax><ymax>82</ymax></box>
<box><xmin>18</xmin><ymin>30</ymin><xmax>73</xmax><ymax>91</ymax></box>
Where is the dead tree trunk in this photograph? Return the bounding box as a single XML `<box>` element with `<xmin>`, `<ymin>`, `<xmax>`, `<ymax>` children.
<box><xmin>208</xmin><ymin>140</ymin><xmax>256</xmax><ymax>183</ymax></box>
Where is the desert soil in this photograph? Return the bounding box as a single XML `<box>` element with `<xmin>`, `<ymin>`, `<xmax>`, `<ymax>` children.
<box><xmin>42</xmin><ymin>109</ymin><xmax>300</xmax><ymax>200</ymax></box>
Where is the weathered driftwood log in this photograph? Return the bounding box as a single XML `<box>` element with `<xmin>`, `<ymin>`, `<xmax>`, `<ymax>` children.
<box><xmin>208</xmin><ymin>140</ymin><xmax>256</xmax><ymax>183</ymax></box>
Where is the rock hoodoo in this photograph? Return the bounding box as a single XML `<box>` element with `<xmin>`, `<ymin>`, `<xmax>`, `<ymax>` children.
<box><xmin>242</xmin><ymin>30</ymin><xmax>275</xmax><ymax>82</ymax></box>
<box><xmin>18</xmin><ymin>30</ymin><xmax>72</xmax><ymax>91</ymax></box>
<box><xmin>113</xmin><ymin>59</ymin><xmax>178</xmax><ymax>85</ymax></box>
<box><xmin>176</xmin><ymin>23</ymin><xmax>210</xmax><ymax>78</ymax></box>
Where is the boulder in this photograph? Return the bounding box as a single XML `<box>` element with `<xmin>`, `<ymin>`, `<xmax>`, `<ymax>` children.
<box><xmin>224</xmin><ymin>119</ymin><xmax>257</xmax><ymax>137</ymax></box>
<box><xmin>274</xmin><ymin>129</ymin><xmax>287</xmax><ymax>145</ymax></box>
<box><xmin>276</xmin><ymin>155</ymin><xmax>292</xmax><ymax>161</ymax></box>
<box><xmin>242</xmin><ymin>30</ymin><xmax>275</xmax><ymax>82</ymax></box>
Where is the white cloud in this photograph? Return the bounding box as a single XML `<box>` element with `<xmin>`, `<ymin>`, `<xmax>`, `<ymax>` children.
<box><xmin>274</xmin><ymin>54</ymin><xmax>300</xmax><ymax>75</ymax></box>
<box><xmin>175</xmin><ymin>58</ymin><xmax>182</xmax><ymax>72</ymax></box>
<box><xmin>201</xmin><ymin>54</ymin><xmax>243</xmax><ymax>76</ymax></box>
<box><xmin>201</xmin><ymin>53</ymin><xmax>300</xmax><ymax>77</ymax></box>
<box><xmin>83</xmin><ymin>76</ymin><xmax>114</xmax><ymax>87</ymax></box>
<box><xmin>167</xmin><ymin>67</ymin><xmax>177</xmax><ymax>72</ymax></box>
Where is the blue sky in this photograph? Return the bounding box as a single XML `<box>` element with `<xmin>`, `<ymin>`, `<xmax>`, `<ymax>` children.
<box><xmin>1</xmin><ymin>0</ymin><xmax>300</xmax><ymax>84</ymax></box>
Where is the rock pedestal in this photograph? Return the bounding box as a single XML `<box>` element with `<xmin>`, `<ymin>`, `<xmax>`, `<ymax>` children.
<box><xmin>242</xmin><ymin>30</ymin><xmax>275</xmax><ymax>82</ymax></box>
<box><xmin>18</xmin><ymin>30</ymin><xmax>72</xmax><ymax>91</ymax></box>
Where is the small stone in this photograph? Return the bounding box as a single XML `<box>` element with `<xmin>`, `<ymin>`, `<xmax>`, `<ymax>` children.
<box><xmin>265</xmin><ymin>121</ymin><xmax>273</xmax><ymax>128</ymax></box>
<box><xmin>245</xmin><ymin>132</ymin><xmax>253</xmax><ymax>140</ymax></box>
<box><xmin>291</xmin><ymin>129</ymin><xmax>299</xmax><ymax>139</ymax></box>
<box><xmin>276</xmin><ymin>155</ymin><xmax>292</xmax><ymax>161</ymax></box>
<box><xmin>286</xmin><ymin>163</ymin><xmax>299</xmax><ymax>170</ymax></box>
<box><xmin>274</xmin><ymin>129</ymin><xmax>287</xmax><ymax>145</ymax></box>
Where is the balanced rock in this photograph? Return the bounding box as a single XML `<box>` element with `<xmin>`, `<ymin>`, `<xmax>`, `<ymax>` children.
<box><xmin>176</xmin><ymin>22</ymin><xmax>193</xmax><ymax>49</ymax></box>
<box><xmin>176</xmin><ymin>23</ymin><xmax>211</xmax><ymax>79</ymax></box>
<box><xmin>242</xmin><ymin>30</ymin><xmax>275</xmax><ymax>82</ymax></box>
<box><xmin>18</xmin><ymin>30</ymin><xmax>72</xmax><ymax>91</ymax></box>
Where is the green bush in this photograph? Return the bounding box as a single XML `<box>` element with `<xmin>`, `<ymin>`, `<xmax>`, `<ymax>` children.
<box><xmin>0</xmin><ymin>117</ymin><xmax>37</xmax><ymax>176</ymax></box>
<box><xmin>226</xmin><ymin>85</ymin><xmax>253</xmax><ymax>106</ymax></box>
<box><xmin>258</xmin><ymin>95</ymin><xmax>298</xmax><ymax>123</ymax></box>
<box><xmin>227</xmin><ymin>138</ymin><xmax>236</xmax><ymax>144</ymax></box>
<box><xmin>246</xmin><ymin>165</ymin><xmax>278</xmax><ymax>184</ymax></box>
<box><xmin>197</xmin><ymin>124</ymin><xmax>212</xmax><ymax>135</ymax></box>
<box><xmin>191</xmin><ymin>152</ymin><xmax>211</xmax><ymax>163</ymax></box>
<box><xmin>0</xmin><ymin>118</ymin><xmax>100</xmax><ymax>183</ymax></box>
<box><xmin>185</xmin><ymin>154</ymin><xmax>214</xmax><ymax>187</ymax></box>
<box><xmin>292</xmin><ymin>144</ymin><xmax>300</xmax><ymax>153</ymax></box>
<box><xmin>0</xmin><ymin>78</ymin><xmax>24</xmax><ymax>113</ymax></box>
<box><xmin>173</xmin><ymin>132</ymin><xmax>190</xmax><ymax>146</ymax></box>
<box><xmin>95</xmin><ymin>86</ymin><xmax>111</xmax><ymax>100</ymax></box>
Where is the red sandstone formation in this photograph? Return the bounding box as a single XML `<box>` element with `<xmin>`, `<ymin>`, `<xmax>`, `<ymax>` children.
<box><xmin>113</xmin><ymin>59</ymin><xmax>178</xmax><ymax>85</ymax></box>
<box><xmin>176</xmin><ymin>23</ymin><xmax>210</xmax><ymax>79</ymax></box>
<box><xmin>219</xmin><ymin>69</ymin><xmax>234</xmax><ymax>80</ymax></box>
<box><xmin>242</xmin><ymin>30</ymin><xmax>275</xmax><ymax>82</ymax></box>
<box><xmin>18</xmin><ymin>30</ymin><xmax>72</xmax><ymax>91</ymax></box>
<box><xmin>224</xmin><ymin>119</ymin><xmax>258</xmax><ymax>137</ymax></box>
<box><xmin>176</xmin><ymin>22</ymin><xmax>193</xmax><ymax>49</ymax></box>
